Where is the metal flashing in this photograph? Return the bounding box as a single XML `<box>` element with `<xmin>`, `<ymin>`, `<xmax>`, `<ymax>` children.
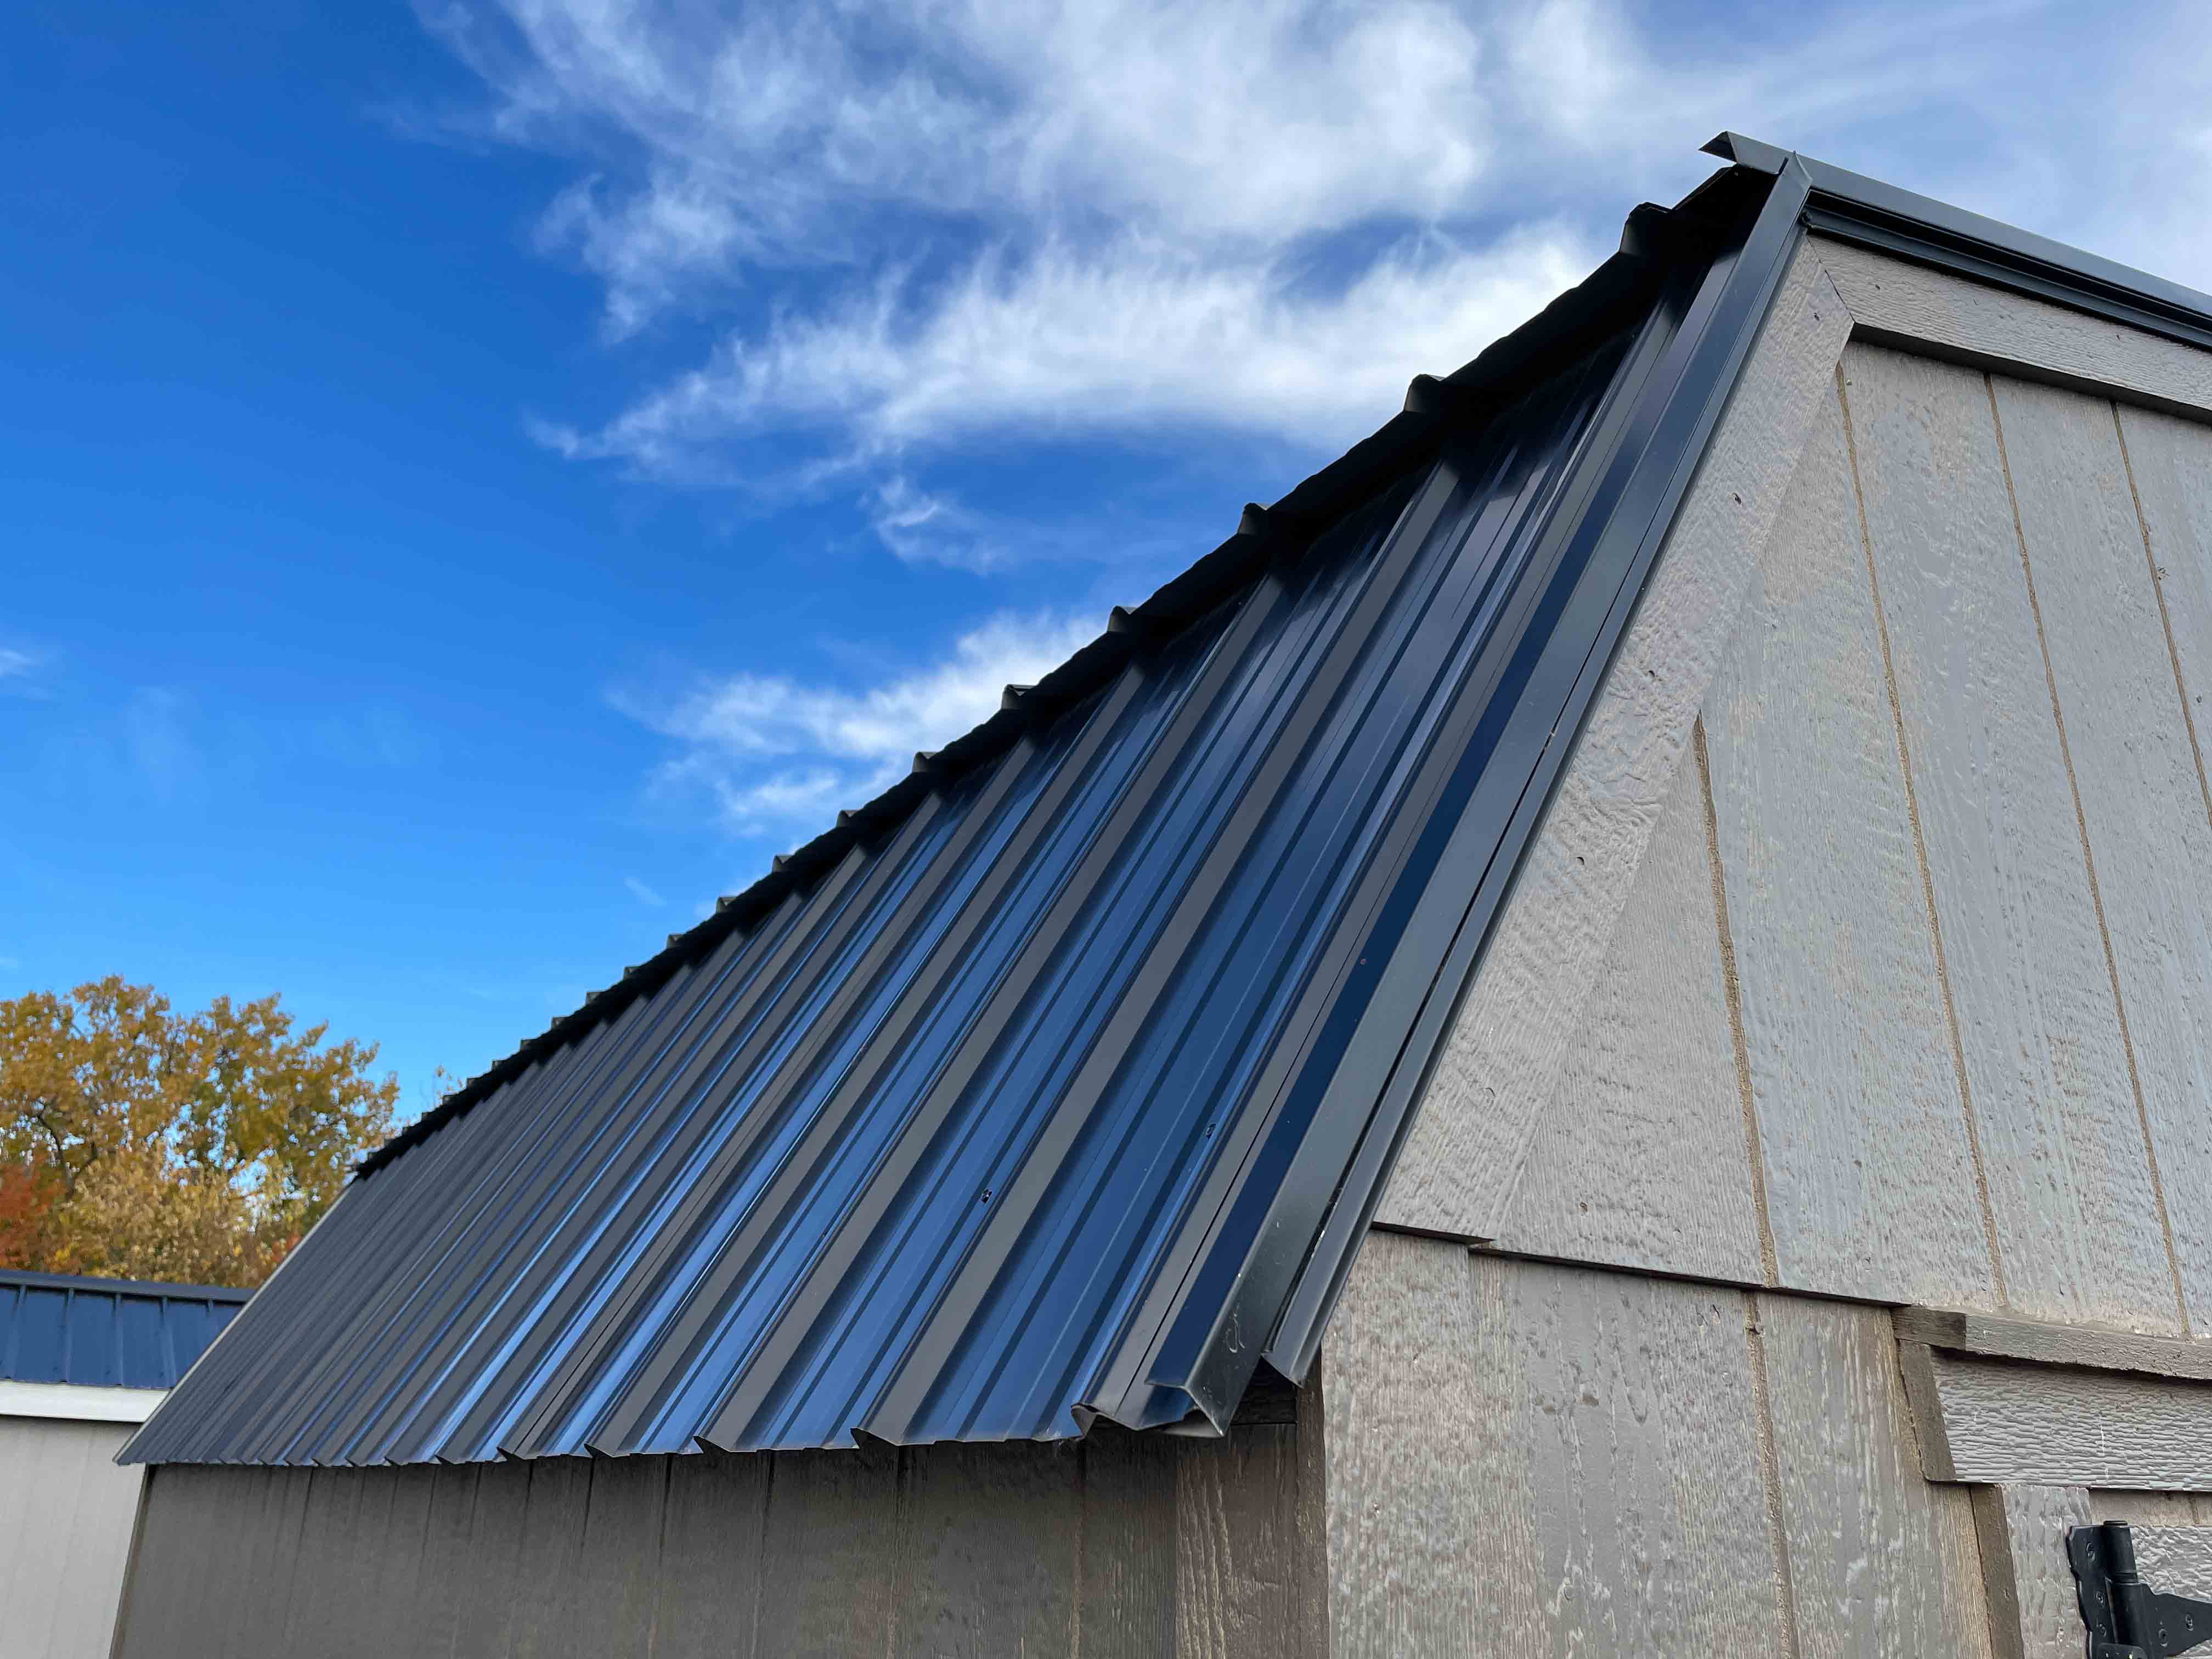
<box><xmin>1707</xmin><ymin>131</ymin><xmax>2212</xmax><ymax>352</ymax></box>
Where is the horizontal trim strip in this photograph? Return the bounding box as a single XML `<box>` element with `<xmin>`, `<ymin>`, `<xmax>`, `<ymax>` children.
<box><xmin>1897</xmin><ymin>1306</ymin><xmax>2212</xmax><ymax>1384</ymax></box>
<box><xmin>0</xmin><ymin>1380</ymin><xmax>168</xmax><ymax>1423</ymax></box>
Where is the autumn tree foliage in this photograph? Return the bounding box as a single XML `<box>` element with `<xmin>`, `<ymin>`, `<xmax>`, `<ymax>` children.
<box><xmin>0</xmin><ymin>977</ymin><xmax>398</xmax><ymax>1286</ymax></box>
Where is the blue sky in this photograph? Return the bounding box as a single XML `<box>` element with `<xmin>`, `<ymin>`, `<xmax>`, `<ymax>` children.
<box><xmin>4</xmin><ymin>1</ymin><xmax>2208</xmax><ymax>1120</ymax></box>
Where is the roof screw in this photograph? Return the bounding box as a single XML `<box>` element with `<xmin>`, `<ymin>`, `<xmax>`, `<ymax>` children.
<box><xmin>979</xmin><ymin>1189</ymin><xmax>992</xmax><ymax>1203</ymax></box>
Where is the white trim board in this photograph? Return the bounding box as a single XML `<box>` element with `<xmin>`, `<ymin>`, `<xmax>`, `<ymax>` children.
<box><xmin>0</xmin><ymin>1380</ymin><xmax>168</xmax><ymax>1423</ymax></box>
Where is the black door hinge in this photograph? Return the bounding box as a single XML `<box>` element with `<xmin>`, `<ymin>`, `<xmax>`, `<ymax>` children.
<box><xmin>2072</xmin><ymin>1521</ymin><xmax>2212</xmax><ymax>1658</ymax></box>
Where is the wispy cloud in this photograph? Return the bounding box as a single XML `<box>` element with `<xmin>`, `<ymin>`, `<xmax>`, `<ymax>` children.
<box><xmin>623</xmin><ymin>874</ymin><xmax>666</xmax><ymax>907</ymax></box>
<box><xmin>544</xmin><ymin>228</ymin><xmax>1596</xmax><ymax>472</ymax></box>
<box><xmin>420</xmin><ymin>0</ymin><xmax>2211</xmax><ymax>558</ymax></box>
<box><xmin>0</xmin><ymin>644</ymin><xmax>50</xmax><ymax>698</ymax></box>
<box><xmin>617</xmin><ymin>610</ymin><xmax>1098</xmax><ymax>834</ymax></box>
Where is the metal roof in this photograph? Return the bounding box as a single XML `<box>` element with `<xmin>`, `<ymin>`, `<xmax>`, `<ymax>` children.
<box><xmin>125</xmin><ymin>149</ymin><xmax>1815</xmax><ymax>1468</ymax></box>
<box><xmin>0</xmin><ymin>1270</ymin><xmax>247</xmax><ymax>1391</ymax></box>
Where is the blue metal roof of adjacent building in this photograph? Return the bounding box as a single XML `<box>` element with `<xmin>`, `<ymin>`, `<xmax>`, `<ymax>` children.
<box><xmin>0</xmin><ymin>1270</ymin><xmax>247</xmax><ymax>1392</ymax></box>
<box><xmin>124</xmin><ymin>147</ymin><xmax>1820</xmax><ymax>1468</ymax></box>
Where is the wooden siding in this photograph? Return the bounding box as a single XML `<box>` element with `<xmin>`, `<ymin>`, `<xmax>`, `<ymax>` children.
<box><xmin>1382</xmin><ymin>241</ymin><xmax>1855</xmax><ymax>1246</ymax></box>
<box><xmin>1386</xmin><ymin>244</ymin><xmax>2212</xmax><ymax>1337</ymax></box>
<box><xmin>1903</xmin><ymin>1345</ymin><xmax>2212</xmax><ymax>1488</ymax></box>
<box><xmin>1976</xmin><ymin>1486</ymin><xmax>2212</xmax><ymax>1659</ymax></box>
<box><xmin>1322</xmin><ymin>1236</ymin><xmax>1992</xmax><ymax>1658</ymax></box>
<box><xmin>110</xmin><ymin>1412</ymin><xmax>1327</xmax><ymax>1659</ymax></box>
<box><xmin>1357</xmin><ymin>239</ymin><xmax>2212</xmax><ymax>1659</ymax></box>
<box><xmin>0</xmin><ymin>1416</ymin><xmax>144</xmax><ymax>1659</ymax></box>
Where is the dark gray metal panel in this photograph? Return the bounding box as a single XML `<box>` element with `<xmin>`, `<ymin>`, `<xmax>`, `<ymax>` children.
<box><xmin>124</xmin><ymin>156</ymin><xmax>1803</xmax><ymax>1469</ymax></box>
<box><xmin>114</xmin><ymin>1429</ymin><xmax>1325</xmax><ymax>1659</ymax></box>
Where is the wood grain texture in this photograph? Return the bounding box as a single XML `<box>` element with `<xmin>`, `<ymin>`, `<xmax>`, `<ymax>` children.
<box><xmin>1971</xmin><ymin>1482</ymin><xmax>2091</xmax><ymax>1659</ymax></box>
<box><xmin>1326</xmin><ymin>1241</ymin><xmax>1784</xmax><ymax>1657</ymax></box>
<box><xmin>2087</xmin><ymin>1488</ymin><xmax>2204</xmax><ymax>1523</ymax></box>
<box><xmin>1898</xmin><ymin>1307</ymin><xmax>2212</xmax><ymax>1380</ymax></box>
<box><xmin>2127</xmin><ymin>1524</ymin><xmax>2212</xmax><ymax>1596</ymax></box>
<box><xmin>1758</xmin><ymin>1294</ymin><xmax>1994</xmax><ymax>1659</ymax></box>
<box><xmin>2114</xmin><ymin>407</ymin><xmax>2212</xmax><ymax>1317</ymax></box>
<box><xmin>753</xmin><ymin>1442</ymin><xmax>902</xmax><ymax>1657</ymax></box>
<box><xmin>1846</xmin><ymin>342</ymin><xmax>2180</xmax><ymax>1324</ymax></box>
<box><xmin>1320</xmin><ymin>1229</ymin><xmax>1491</xmax><ymax>1657</ymax></box>
<box><xmin>1077</xmin><ymin>1430</ymin><xmax>1180</xmax><ymax>1659</ymax></box>
<box><xmin>895</xmin><ymin>1442</ymin><xmax>1082</xmax><ymax>1659</ymax></box>
<box><xmin>1989</xmin><ymin>371</ymin><xmax>2212</xmax><ymax>1333</ymax></box>
<box><xmin>1487</xmin><ymin>1257</ymin><xmax>1782</xmax><ymax>1656</ymax></box>
<box><xmin>1896</xmin><ymin>1341</ymin><xmax>1957</xmax><ymax>1480</ymax></box>
<box><xmin>1176</xmin><ymin>1423</ymin><xmax>1324</xmax><ymax>1659</ymax></box>
<box><xmin>501</xmin><ymin>1457</ymin><xmax>595</xmax><ymax>1659</ymax></box>
<box><xmin>651</xmin><ymin>1451</ymin><xmax>767</xmax><ymax>1659</ymax></box>
<box><xmin>1486</xmin><ymin>740</ymin><xmax>1762</xmax><ymax>1282</ymax></box>
<box><xmin>1382</xmin><ymin>245</ymin><xmax>1856</xmax><ymax>1239</ymax></box>
<box><xmin>569</xmin><ymin>1456</ymin><xmax>667</xmax><ymax>1659</ymax></box>
<box><xmin>1970</xmin><ymin>1487</ymin><xmax>2210</xmax><ymax>1659</ymax></box>
<box><xmin>1818</xmin><ymin>236</ymin><xmax>2212</xmax><ymax>422</ymax></box>
<box><xmin>1703</xmin><ymin>366</ymin><xmax>1996</xmax><ymax>1305</ymax></box>
<box><xmin>409</xmin><ymin>1463</ymin><xmax>484</xmax><ymax>1659</ymax></box>
<box><xmin>111</xmin><ymin>1424</ymin><xmax>1329</xmax><ymax>1658</ymax></box>
<box><xmin>1917</xmin><ymin>1350</ymin><xmax>2212</xmax><ymax>1487</ymax></box>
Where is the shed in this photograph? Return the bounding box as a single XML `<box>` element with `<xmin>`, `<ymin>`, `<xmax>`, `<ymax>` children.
<box><xmin>110</xmin><ymin>136</ymin><xmax>2212</xmax><ymax>1658</ymax></box>
<box><xmin>0</xmin><ymin>1269</ymin><xmax>245</xmax><ymax>1659</ymax></box>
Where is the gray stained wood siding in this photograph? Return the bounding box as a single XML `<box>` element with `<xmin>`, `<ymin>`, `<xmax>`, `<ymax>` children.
<box><xmin>1977</xmin><ymin>1487</ymin><xmax>2212</xmax><ymax>1659</ymax></box>
<box><xmin>1322</xmin><ymin>1236</ymin><xmax>1992</xmax><ymax>1659</ymax></box>
<box><xmin>0</xmin><ymin>1417</ymin><xmax>145</xmax><ymax>1659</ymax></box>
<box><xmin>1355</xmin><ymin>244</ymin><xmax>2212</xmax><ymax>1658</ymax></box>
<box><xmin>1389</xmin><ymin>289</ymin><xmax>2212</xmax><ymax>1336</ymax></box>
<box><xmin>110</xmin><ymin>1409</ymin><xmax>1327</xmax><ymax>1659</ymax></box>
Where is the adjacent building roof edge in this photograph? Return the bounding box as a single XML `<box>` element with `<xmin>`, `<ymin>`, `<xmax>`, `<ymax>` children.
<box><xmin>0</xmin><ymin>1269</ymin><xmax>252</xmax><ymax>1303</ymax></box>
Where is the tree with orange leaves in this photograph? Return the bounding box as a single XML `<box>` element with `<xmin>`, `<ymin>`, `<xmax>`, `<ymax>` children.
<box><xmin>0</xmin><ymin>977</ymin><xmax>397</xmax><ymax>1286</ymax></box>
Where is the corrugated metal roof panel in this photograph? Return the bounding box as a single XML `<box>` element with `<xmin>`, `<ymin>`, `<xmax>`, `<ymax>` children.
<box><xmin>125</xmin><ymin>160</ymin><xmax>1810</xmax><ymax>1466</ymax></box>
<box><xmin>0</xmin><ymin>1271</ymin><xmax>247</xmax><ymax>1391</ymax></box>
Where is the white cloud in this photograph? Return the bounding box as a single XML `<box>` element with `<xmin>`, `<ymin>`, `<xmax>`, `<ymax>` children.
<box><xmin>618</xmin><ymin>610</ymin><xmax>1099</xmax><ymax>834</ymax></box>
<box><xmin>623</xmin><ymin>874</ymin><xmax>666</xmax><ymax>906</ymax></box>
<box><xmin>546</xmin><ymin>227</ymin><xmax>1595</xmax><ymax>471</ymax></box>
<box><xmin>425</xmin><ymin>0</ymin><xmax>2212</xmax><ymax>548</ymax></box>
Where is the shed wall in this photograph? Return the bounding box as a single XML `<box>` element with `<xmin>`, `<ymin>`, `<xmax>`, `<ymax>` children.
<box><xmin>1352</xmin><ymin>238</ymin><xmax>2212</xmax><ymax>1658</ymax></box>
<box><xmin>111</xmin><ymin>1401</ymin><xmax>1325</xmax><ymax>1659</ymax></box>
<box><xmin>1323</xmin><ymin>1235</ymin><xmax>1994</xmax><ymax>1657</ymax></box>
<box><xmin>1390</xmin><ymin>252</ymin><xmax>2212</xmax><ymax>1333</ymax></box>
<box><xmin>0</xmin><ymin>1417</ymin><xmax>144</xmax><ymax>1659</ymax></box>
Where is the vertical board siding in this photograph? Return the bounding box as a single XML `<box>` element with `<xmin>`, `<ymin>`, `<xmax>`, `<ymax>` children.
<box><xmin>1972</xmin><ymin>1483</ymin><xmax>2090</xmax><ymax>1659</ymax></box>
<box><xmin>1996</xmin><ymin>383</ymin><xmax>2212</xmax><ymax>1329</ymax></box>
<box><xmin>1486</xmin><ymin>746</ymin><xmax>1759</xmax><ymax>1282</ymax></box>
<box><xmin>1978</xmin><ymin>1485</ymin><xmax>2212</xmax><ymax>1659</ymax></box>
<box><xmin>2116</xmin><ymin>407</ymin><xmax>2212</xmax><ymax>1318</ymax></box>
<box><xmin>1754</xmin><ymin>1295</ymin><xmax>1991</xmax><ymax>1659</ymax></box>
<box><xmin>1702</xmin><ymin>369</ymin><xmax>1996</xmax><ymax>1306</ymax></box>
<box><xmin>1323</xmin><ymin>1238</ymin><xmax>1999</xmax><ymax>1658</ymax></box>
<box><xmin>0</xmin><ymin>1418</ymin><xmax>143</xmax><ymax>1659</ymax></box>
<box><xmin>1391</xmin><ymin>262</ymin><xmax>2212</xmax><ymax>1340</ymax></box>
<box><xmin>1382</xmin><ymin>246</ymin><xmax>1855</xmax><ymax>1242</ymax></box>
<box><xmin>1844</xmin><ymin>346</ymin><xmax>2182</xmax><ymax>1331</ymax></box>
<box><xmin>113</xmin><ymin>1425</ymin><xmax>1324</xmax><ymax>1659</ymax></box>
